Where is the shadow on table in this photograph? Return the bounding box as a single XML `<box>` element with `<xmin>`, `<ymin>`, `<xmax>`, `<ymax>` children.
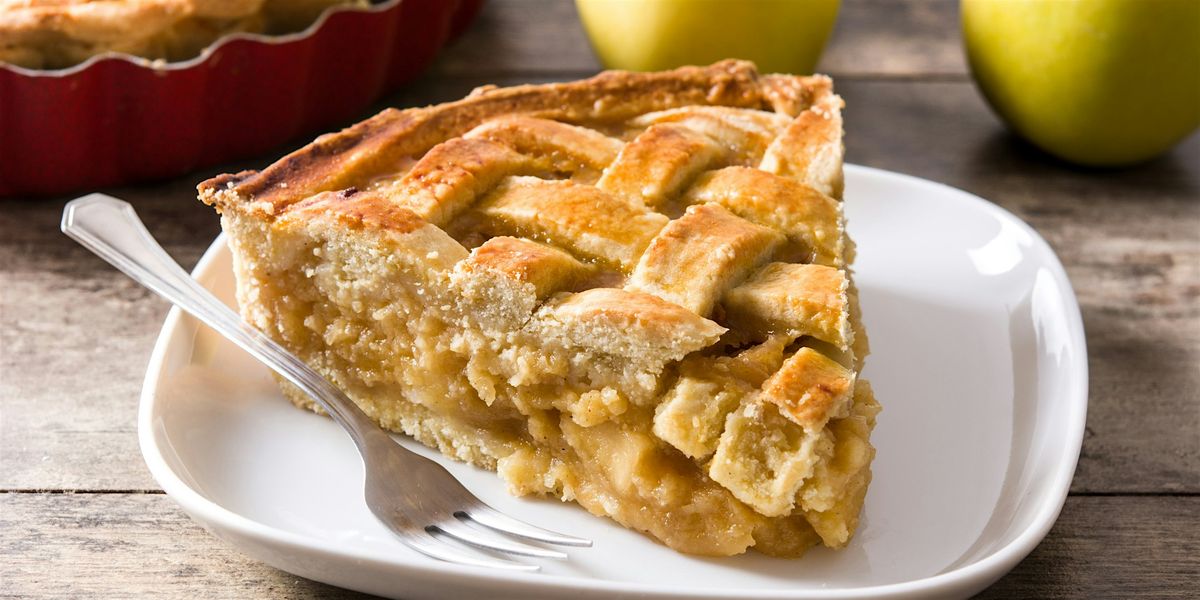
<box><xmin>966</xmin><ymin>129</ymin><xmax>1200</xmax><ymax>195</ymax></box>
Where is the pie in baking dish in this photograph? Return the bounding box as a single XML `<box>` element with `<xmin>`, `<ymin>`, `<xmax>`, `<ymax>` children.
<box><xmin>0</xmin><ymin>0</ymin><xmax>364</xmax><ymax>69</ymax></box>
<box><xmin>199</xmin><ymin>61</ymin><xmax>880</xmax><ymax>557</ymax></box>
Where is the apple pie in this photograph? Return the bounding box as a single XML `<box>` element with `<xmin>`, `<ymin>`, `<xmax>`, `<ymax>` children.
<box><xmin>198</xmin><ymin>60</ymin><xmax>880</xmax><ymax>557</ymax></box>
<box><xmin>0</xmin><ymin>0</ymin><xmax>364</xmax><ymax>69</ymax></box>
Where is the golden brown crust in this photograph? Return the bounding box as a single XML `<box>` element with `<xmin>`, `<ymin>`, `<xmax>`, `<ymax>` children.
<box><xmin>0</xmin><ymin>0</ymin><xmax>356</xmax><ymax>69</ymax></box>
<box><xmin>758</xmin><ymin>73</ymin><xmax>833</xmax><ymax>116</ymax></box>
<box><xmin>0</xmin><ymin>1</ymin><xmax>195</xmax><ymax>45</ymax></box>
<box><xmin>200</xmin><ymin>62</ymin><xmax>876</xmax><ymax>558</ymax></box>
<box><xmin>460</xmin><ymin>237</ymin><xmax>590</xmax><ymax>298</ymax></box>
<box><xmin>476</xmin><ymin>177</ymin><xmax>669</xmax><ymax>271</ymax></box>
<box><xmin>464</xmin><ymin>116</ymin><xmax>623</xmax><ymax>174</ymax></box>
<box><xmin>722</xmin><ymin>262</ymin><xmax>851</xmax><ymax>349</ymax></box>
<box><xmin>199</xmin><ymin>61</ymin><xmax>831</xmax><ymax>216</ymax></box>
<box><xmin>596</xmin><ymin>124</ymin><xmax>725</xmax><ymax>208</ymax></box>
<box><xmin>761</xmin><ymin>92</ymin><xmax>846</xmax><ymax>199</ymax></box>
<box><xmin>760</xmin><ymin>347</ymin><xmax>855</xmax><ymax>432</ymax></box>
<box><xmin>537</xmin><ymin>287</ymin><xmax>726</xmax><ymax>359</ymax></box>
<box><xmin>282</xmin><ymin>188</ymin><xmax>427</xmax><ymax>234</ymax></box>
<box><xmin>389</xmin><ymin>138</ymin><xmax>536</xmax><ymax>226</ymax></box>
<box><xmin>628</xmin><ymin>203</ymin><xmax>782</xmax><ymax>316</ymax></box>
<box><xmin>629</xmin><ymin>106</ymin><xmax>790</xmax><ymax>163</ymax></box>
<box><xmin>682</xmin><ymin>166</ymin><xmax>843</xmax><ymax>266</ymax></box>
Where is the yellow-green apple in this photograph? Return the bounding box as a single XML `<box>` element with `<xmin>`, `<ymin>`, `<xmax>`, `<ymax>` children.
<box><xmin>575</xmin><ymin>0</ymin><xmax>840</xmax><ymax>74</ymax></box>
<box><xmin>962</xmin><ymin>0</ymin><xmax>1200</xmax><ymax>166</ymax></box>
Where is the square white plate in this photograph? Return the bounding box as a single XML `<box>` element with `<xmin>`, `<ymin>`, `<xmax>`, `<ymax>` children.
<box><xmin>139</xmin><ymin>165</ymin><xmax>1087</xmax><ymax>599</ymax></box>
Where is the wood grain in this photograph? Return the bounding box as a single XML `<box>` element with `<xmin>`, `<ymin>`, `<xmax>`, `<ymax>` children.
<box><xmin>2</xmin><ymin>493</ymin><xmax>1196</xmax><ymax>599</ymax></box>
<box><xmin>821</xmin><ymin>0</ymin><xmax>967</xmax><ymax>77</ymax></box>
<box><xmin>0</xmin><ymin>176</ymin><xmax>224</xmax><ymax>492</ymax></box>
<box><xmin>978</xmin><ymin>495</ymin><xmax>1200</xmax><ymax>599</ymax></box>
<box><xmin>0</xmin><ymin>493</ymin><xmax>369</xmax><ymax>599</ymax></box>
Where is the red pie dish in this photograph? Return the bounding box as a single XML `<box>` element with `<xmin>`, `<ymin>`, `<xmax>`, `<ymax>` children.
<box><xmin>0</xmin><ymin>0</ymin><xmax>484</xmax><ymax>197</ymax></box>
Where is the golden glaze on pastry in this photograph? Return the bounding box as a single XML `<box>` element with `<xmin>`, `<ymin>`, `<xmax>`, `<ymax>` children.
<box><xmin>0</xmin><ymin>0</ymin><xmax>362</xmax><ymax>69</ymax></box>
<box><xmin>199</xmin><ymin>61</ymin><xmax>880</xmax><ymax>557</ymax></box>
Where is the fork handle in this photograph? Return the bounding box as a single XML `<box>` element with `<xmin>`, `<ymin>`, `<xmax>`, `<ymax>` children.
<box><xmin>61</xmin><ymin>193</ymin><xmax>387</xmax><ymax>452</ymax></box>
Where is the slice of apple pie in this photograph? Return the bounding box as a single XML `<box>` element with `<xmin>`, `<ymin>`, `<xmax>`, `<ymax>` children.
<box><xmin>198</xmin><ymin>60</ymin><xmax>880</xmax><ymax>558</ymax></box>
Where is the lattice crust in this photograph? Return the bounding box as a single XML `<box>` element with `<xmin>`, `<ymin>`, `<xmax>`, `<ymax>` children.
<box><xmin>200</xmin><ymin>61</ymin><xmax>878</xmax><ymax>558</ymax></box>
<box><xmin>629</xmin><ymin>203</ymin><xmax>783</xmax><ymax>316</ymax></box>
<box><xmin>723</xmin><ymin>262</ymin><xmax>852</xmax><ymax>349</ymax></box>
<box><xmin>682</xmin><ymin>167</ymin><xmax>844</xmax><ymax>266</ymax></box>
<box><xmin>477</xmin><ymin>177</ymin><xmax>670</xmax><ymax>270</ymax></box>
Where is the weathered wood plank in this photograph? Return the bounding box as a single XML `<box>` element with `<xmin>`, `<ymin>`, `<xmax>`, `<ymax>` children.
<box><xmin>431</xmin><ymin>0</ymin><xmax>598</xmax><ymax>75</ymax></box>
<box><xmin>978</xmin><ymin>495</ymin><xmax>1200</xmax><ymax>599</ymax></box>
<box><xmin>0</xmin><ymin>174</ymin><xmax>227</xmax><ymax>492</ymax></box>
<box><xmin>821</xmin><ymin>0</ymin><xmax>966</xmax><ymax>77</ymax></box>
<box><xmin>430</xmin><ymin>0</ymin><xmax>967</xmax><ymax>78</ymax></box>
<box><xmin>0</xmin><ymin>493</ymin><xmax>372</xmax><ymax>599</ymax></box>
<box><xmin>4</xmin><ymin>79</ymin><xmax>1195</xmax><ymax>493</ymax></box>
<box><xmin>1</xmin><ymin>493</ymin><xmax>1195</xmax><ymax>598</ymax></box>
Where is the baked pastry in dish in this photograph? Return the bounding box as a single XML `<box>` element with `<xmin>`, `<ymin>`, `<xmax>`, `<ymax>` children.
<box><xmin>0</xmin><ymin>0</ymin><xmax>363</xmax><ymax>69</ymax></box>
<box><xmin>199</xmin><ymin>61</ymin><xmax>880</xmax><ymax>557</ymax></box>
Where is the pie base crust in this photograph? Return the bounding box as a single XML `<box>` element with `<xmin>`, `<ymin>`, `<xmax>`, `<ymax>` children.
<box><xmin>0</xmin><ymin>0</ymin><xmax>363</xmax><ymax>69</ymax></box>
<box><xmin>200</xmin><ymin>61</ymin><xmax>880</xmax><ymax>557</ymax></box>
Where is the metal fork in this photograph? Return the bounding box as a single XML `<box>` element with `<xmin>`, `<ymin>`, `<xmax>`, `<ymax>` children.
<box><xmin>62</xmin><ymin>194</ymin><xmax>591</xmax><ymax>571</ymax></box>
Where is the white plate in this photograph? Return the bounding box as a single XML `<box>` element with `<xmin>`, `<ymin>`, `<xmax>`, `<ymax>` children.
<box><xmin>139</xmin><ymin>165</ymin><xmax>1088</xmax><ymax>600</ymax></box>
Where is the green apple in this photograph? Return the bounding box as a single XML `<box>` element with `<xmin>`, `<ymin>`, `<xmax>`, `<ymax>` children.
<box><xmin>962</xmin><ymin>0</ymin><xmax>1200</xmax><ymax>166</ymax></box>
<box><xmin>575</xmin><ymin>0</ymin><xmax>840</xmax><ymax>74</ymax></box>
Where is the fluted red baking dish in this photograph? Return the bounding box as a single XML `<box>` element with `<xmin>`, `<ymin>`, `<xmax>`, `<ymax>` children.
<box><xmin>0</xmin><ymin>0</ymin><xmax>484</xmax><ymax>197</ymax></box>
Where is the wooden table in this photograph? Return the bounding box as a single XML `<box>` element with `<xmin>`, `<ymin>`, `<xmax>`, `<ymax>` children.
<box><xmin>3</xmin><ymin>1</ymin><xmax>1197</xmax><ymax>597</ymax></box>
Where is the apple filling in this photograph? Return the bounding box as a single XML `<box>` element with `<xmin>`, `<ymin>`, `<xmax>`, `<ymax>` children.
<box><xmin>220</xmin><ymin>204</ymin><xmax>877</xmax><ymax>557</ymax></box>
<box><xmin>200</xmin><ymin>62</ymin><xmax>880</xmax><ymax>557</ymax></box>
